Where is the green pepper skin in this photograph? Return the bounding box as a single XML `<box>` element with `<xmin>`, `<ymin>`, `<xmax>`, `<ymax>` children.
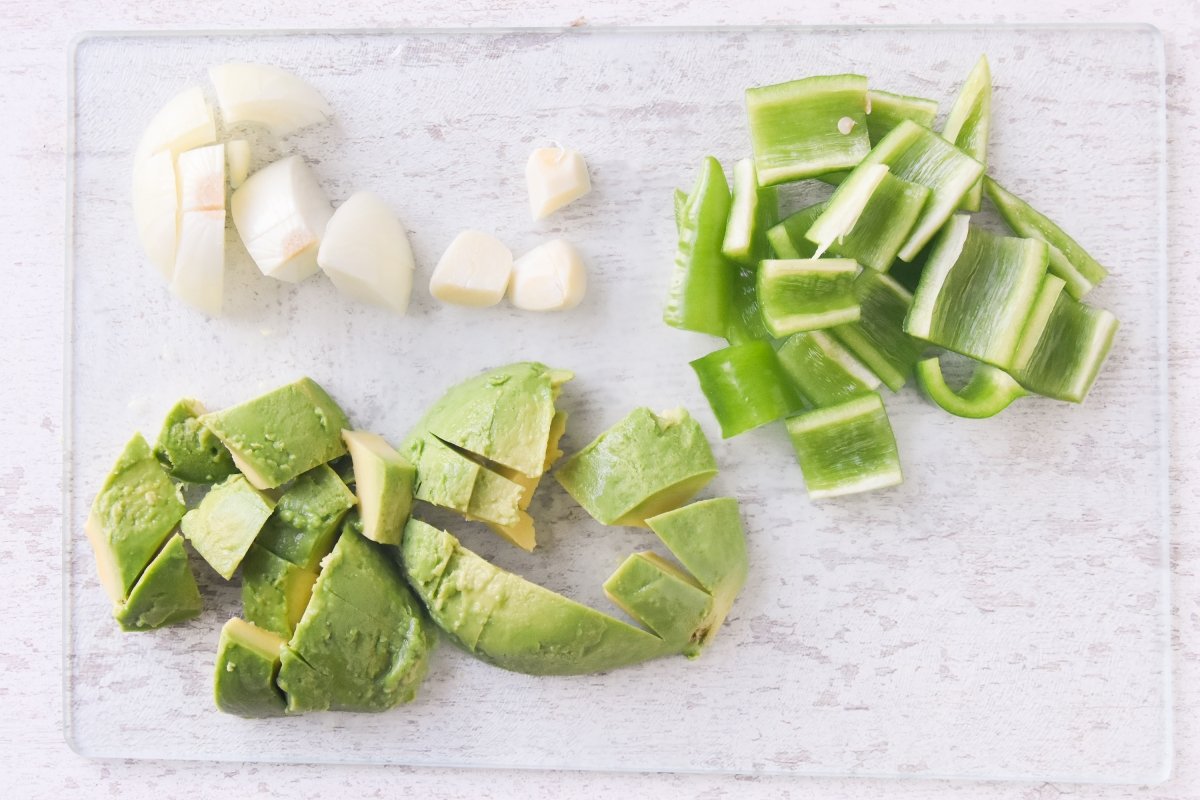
<box><xmin>1009</xmin><ymin>293</ymin><xmax>1119</xmax><ymax>404</ymax></box>
<box><xmin>690</xmin><ymin>341</ymin><xmax>801</xmax><ymax>438</ymax></box>
<box><xmin>766</xmin><ymin>203</ymin><xmax>824</xmax><ymax>259</ymax></box>
<box><xmin>867</xmin><ymin>89</ymin><xmax>938</xmax><ymax>144</ymax></box>
<box><xmin>777</xmin><ymin>330</ymin><xmax>881</xmax><ymax>408</ymax></box>
<box><xmin>941</xmin><ymin>56</ymin><xmax>992</xmax><ymax>212</ymax></box>
<box><xmin>915</xmin><ymin>356</ymin><xmax>1026</xmax><ymax>419</ymax></box>
<box><xmin>664</xmin><ymin>157</ymin><xmax>733</xmax><ymax>337</ymax></box>
<box><xmin>725</xmin><ymin>265</ymin><xmax>772</xmax><ymax>345</ymax></box>
<box><xmin>785</xmin><ymin>392</ymin><xmax>903</xmax><ymax>499</ymax></box>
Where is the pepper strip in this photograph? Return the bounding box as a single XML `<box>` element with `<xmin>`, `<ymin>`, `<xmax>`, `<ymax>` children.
<box><xmin>690</xmin><ymin>341</ymin><xmax>801</xmax><ymax>438</ymax></box>
<box><xmin>915</xmin><ymin>356</ymin><xmax>1026</xmax><ymax>419</ymax></box>
<box><xmin>664</xmin><ymin>157</ymin><xmax>733</xmax><ymax>337</ymax></box>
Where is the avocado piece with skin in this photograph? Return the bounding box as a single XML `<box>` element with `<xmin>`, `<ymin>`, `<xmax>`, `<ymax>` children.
<box><xmin>603</xmin><ymin>551</ymin><xmax>713</xmax><ymax>656</ymax></box>
<box><xmin>342</xmin><ymin>431</ymin><xmax>415</xmax><ymax>546</ymax></box>
<box><xmin>241</xmin><ymin>544</ymin><xmax>318</xmax><ymax>640</ymax></box>
<box><xmin>400</xmin><ymin>519</ymin><xmax>676</xmax><ymax>675</ymax></box>
<box><xmin>199</xmin><ymin>378</ymin><xmax>351</xmax><ymax>490</ymax></box>
<box><xmin>276</xmin><ymin>523</ymin><xmax>435</xmax><ymax>713</ymax></box>
<box><xmin>213</xmin><ymin>618</ymin><xmax>287</xmax><ymax>718</ymax></box>
<box><xmin>254</xmin><ymin>464</ymin><xmax>357</xmax><ymax>570</ymax></box>
<box><xmin>153</xmin><ymin>399</ymin><xmax>237</xmax><ymax>484</ymax></box>
<box><xmin>554</xmin><ymin>407</ymin><xmax>718</xmax><ymax>527</ymax></box>
<box><xmin>85</xmin><ymin>433</ymin><xmax>186</xmax><ymax>602</ymax></box>
<box><xmin>181</xmin><ymin>475</ymin><xmax>275</xmax><ymax>579</ymax></box>
<box><xmin>407</xmin><ymin>362</ymin><xmax>572</xmax><ymax>480</ymax></box>
<box><xmin>113</xmin><ymin>534</ymin><xmax>203</xmax><ymax>631</ymax></box>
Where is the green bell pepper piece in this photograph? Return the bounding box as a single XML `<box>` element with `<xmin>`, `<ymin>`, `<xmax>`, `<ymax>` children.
<box><xmin>722</xmin><ymin>157</ymin><xmax>778</xmax><ymax>265</ymax></box>
<box><xmin>746</xmin><ymin>74</ymin><xmax>871</xmax><ymax>185</ymax></box>
<box><xmin>664</xmin><ymin>157</ymin><xmax>733</xmax><ymax>337</ymax></box>
<box><xmin>941</xmin><ymin>56</ymin><xmax>991</xmax><ymax>212</ymax></box>
<box><xmin>915</xmin><ymin>356</ymin><xmax>1027</xmax><ymax>419</ymax></box>
<box><xmin>690</xmin><ymin>341</ymin><xmax>801</xmax><ymax>438</ymax></box>
<box><xmin>830</xmin><ymin>270</ymin><xmax>926</xmax><ymax>391</ymax></box>
<box><xmin>785</xmin><ymin>392</ymin><xmax>903</xmax><ymax>499</ymax></box>
<box><xmin>725</xmin><ymin>264</ymin><xmax>772</xmax><ymax>345</ymax></box>
<box><xmin>777</xmin><ymin>330</ymin><xmax>882</xmax><ymax>408</ymax></box>
<box><xmin>984</xmin><ymin>177</ymin><xmax>1109</xmax><ymax>299</ymax></box>
<box><xmin>867</xmin><ymin>89</ymin><xmax>938</xmax><ymax>144</ymax></box>
<box><xmin>1009</xmin><ymin>292</ymin><xmax>1119</xmax><ymax>403</ymax></box>
<box><xmin>757</xmin><ymin>258</ymin><xmax>861</xmax><ymax>337</ymax></box>
<box><xmin>766</xmin><ymin>202</ymin><xmax>824</xmax><ymax>259</ymax></box>
<box><xmin>1010</xmin><ymin>274</ymin><xmax>1068</xmax><ymax>373</ymax></box>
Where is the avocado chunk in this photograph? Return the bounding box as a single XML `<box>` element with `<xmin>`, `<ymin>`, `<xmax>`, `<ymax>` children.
<box><xmin>153</xmin><ymin>399</ymin><xmax>237</xmax><ymax>483</ymax></box>
<box><xmin>554</xmin><ymin>407</ymin><xmax>718</xmax><ymax>527</ymax></box>
<box><xmin>342</xmin><ymin>430</ymin><xmax>415</xmax><ymax>545</ymax></box>
<box><xmin>603</xmin><ymin>552</ymin><xmax>713</xmax><ymax>655</ymax></box>
<box><xmin>113</xmin><ymin>534</ymin><xmax>203</xmax><ymax>631</ymax></box>
<box><xmin>401</xmin><ymin>519</ymin><xmax>675</xmax><ymax>675</ymax></box>
<box><xmin>181</xmin><ymin>475</ymin><xmax>275</xmax><ymax>579</ymax></box>
<box><xmin>406</xmin><ymin>362</ymin><xmax>572</xmax><ymax>480</ymax></box>
<box><xmin>406</xmin><ymin>436</ymin><xmax>525</xmax><ymax>528</ymax></box>
<box><xmin>213</xmin><ymin>618</ymin><xmax>287</xmax><ymax>718</ymax></box>
<box><xmin>276</xmin><ymin>523</ymin><xmax>434</xmax><ymax>713</ymax></box>
<box><xmin>85</xmin><ymin>433</ymin><xmax>186</xmax><ymax>602</ymax></box>
<box><xmin>241</xmin><ymin>544</ymin><xmax>318</xmax><ymax>639</ymax></box>
<box><xmin>199</xmin><ymin>378</ymin><xmax>351</xmax><ymax>490</ymax></box>
<box><xmin>254</xmin><ymin>464</ymin><xmax>357</xmax><ymax>569</ymax></box>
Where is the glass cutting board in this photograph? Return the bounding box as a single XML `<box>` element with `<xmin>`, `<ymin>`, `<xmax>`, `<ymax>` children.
<box><xmin>65</xmin><ymin>26</ymin><xmax>1170</xmax><ymax>782</ymax></box>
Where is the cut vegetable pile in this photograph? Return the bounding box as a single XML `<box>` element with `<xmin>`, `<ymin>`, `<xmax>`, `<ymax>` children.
<box><xmin>85</xmin><ymin>366</ymin><xmax>747</xmax><ymax>716</ymax></box>
<box><xmin>665</xmin><ymin>56</ymin><xmax>1119</xmax><ymax>499</ymax></box>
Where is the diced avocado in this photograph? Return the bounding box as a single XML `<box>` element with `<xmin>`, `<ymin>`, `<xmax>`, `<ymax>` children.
<box><xmin>478</xmin><ymin>410</ymin><xmax>568</xmax><ymax>552</ymax></box>
<box><xmin>153</xmin><ymin>398</ymin><xmax>237</xmax><ymax>484</ymax></box>
<box><xmin>406</xmin><ymin>362</ymin><xmax>571</xmax><ymax>480</ymax></box>
<box><xmin>85</xmin><ymin>433</ymin><xmax>186</xmax><ymax>602</ymax></box>
<box><xmin>342</xmin><ymin>430</ymin><xmax>415</xmax><ymax>546</ymax></box>
<box><xmin>181</xmin><ymin>475</ymin><xmax>275</xmax><ymax>579</ymax></box>
<box><xmin>213</xmin><ymin>618</ymin><xmax>287</xmax><ymax>718</ymax></box>
<box><xmin>113</xmin><ymin>534</ymin><xmax>202</xmax><ymax>631</ymax></box>
<box><xmin>603</xmin><ymin>552</ymin><xmax>713</xmax><ymax>656</ymax></box>
<box><xmin>329</xmin><ymin>453</ymin><xmax>355</xmax><ymax>486</ymax></box>
<box><xmin>199</xmin><ymin>378</ymin><xmax>351</xmax><ymax>490</ymax></box>
<box><xmin>554</xmin><ymin>407</ymin><xmax>718</xmax><ymax>527</ymax></box>
<box><xmin>646</xmin><ymin>497</ymin><xmax>749</xmax><ymax>648</ymax></box>
<box><xmin>401</xmin><ymin>519</ymin><xmax>675</xmax><ymax>675</ymax></box>
<box><xmin>241</xmin><ymin>544</ymin><xmax>318</xmax><ymax>640</ymax></box>
<box><xmin>254</xmin><ymin>464</ymin><xmax>357</xmax><ymax>569</ymax></box>
<box><xmin>467</xmin><ymin>465</ymin><xmax>523</xmax><ymax>527</ymax></box>
<box><xmin>405</xmin><ymin>436</ymin><xmax>524</xmax><ymax>528</ymax></box>
<box><xmin>276</xmin><ymin>524</ymin><xmax>434</xmax><ymax>713</ymax></box>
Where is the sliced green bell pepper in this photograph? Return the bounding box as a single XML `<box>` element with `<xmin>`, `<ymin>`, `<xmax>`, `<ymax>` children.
<box><xmin>766</xmin><ymin>202</ymin><xmax>824</xmax><ymax>259</ymax></box>
<box><xmin>1010</xmin><ymin>292</ymin><xmax>1119</xmax><ymax>403</ymax></box>
<box><xmin>830</xmin><ymin>270</ymin><xmax>926</xmax><ymax>391</ymax></box>
<box><xmin>722</xmin><ymin>157</ymin><xmax>778</xmax><ymax>265</ymax></box>
<box><xmin>725</xmin><ymin>264</ymin><xmax>772</xmax><ymax>345</ymax></box>
<box><xmin>777</xmin><ymin>329</ymin><xmax>882</xmax><ymax>408</ymax></box>
<box><xmin>867</xmin><ymin>89</ymin><xmax>939</xmax><ymax>144</ymax></box>
<box><xmin>785</xmin><ymin>392</ymin><xmax>903</xmax><ymax>499</ymax></box>
<box><xmin>757</xmin><ymin>258</ymin><xmax>861</xmax><ymax>337</ymax></box>
<box><xmin>664</xmin><ymin>157</ymin><xmax>733</xmax><ymax>337</ymax></box>
<box><xmin>690</xmin><ymin>340</ymin><xmax>801</xmax><ymax>438</ymax></box>
<box><xmin>941</xmin><ymin>55</ymin><xmax>991</xmax><ymax>212</ymax></box>
<box><xmin>915</xmin><ymin>356</ymin><xmax>1026</xmax><ymax>419</ymax></box>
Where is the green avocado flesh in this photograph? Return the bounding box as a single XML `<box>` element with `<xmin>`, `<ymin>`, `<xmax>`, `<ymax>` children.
<box><xmin>153</xmin><ymin>399</ymin><xmax>237</xmax><ymax>484</ymax></box>
<box><xmin>603</xmin><ymin>552</ymin><xmax>712</xmax><ymax>656</ymax></box>
<box><xmin>254</xmin><ymin>464</ymin><xmax>357</xmax><ymax>570</ymax></box>
<box><xmin>401</xmin><ymin>519</ymin><xmax>675</xmax><ymax>675</ymax></box>
<box><xmin>241</xmin><ymin>544</ymin><xmax>318</xmax><ymax>640</ymax></box>
<box><xmin>114</xmin><ymin>534</ymin><xmax>202</xmax><ymax>631</ymax></box>
<box><xmin>406</xmin><ymin>362</ymin><xmax>571</xmax><ymax>480</ymax></box>
<box><xmin>342</xmin><ymin>431</ymin><xmax>415</xmax><ymax>546</ymax></box>
<box><xmin>213</xmin><ymin>618</ymin><xmax>287</xmax><ymax>718</ymax></box>
<box><xmin>199</xmin><ymin>378</ymin><xmax>351</xmax><ymax>490</ymax></box>
<box><xmin>404</xmin><ymin>436</ymin><xmax>524</xmax><ymax>527</ymax></box>
<box><xmin>276</xmin><ymin>522</ymin><xmax>434</xmax><ymax>713</ymax></box>
<box><xmin>181</xmin><ymin>475</ymin><xmax>275</xmax><ymax>580</ymax></box>
<box><xmin>554</xmin><ymin>407</ymin><xmax>717</xmax><ymax>527</ymax></box>
<box><xmin>86</xmin><ymin>433</ymin><xmax>186</xmax><ymax>602</ymax></box>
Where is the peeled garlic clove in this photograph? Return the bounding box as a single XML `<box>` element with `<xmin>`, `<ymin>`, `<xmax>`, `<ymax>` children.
<box><xmin>526</xmin><ymin>146</ymin><xmax>591</xmax><ymax>220</ymax></box>
<box><xmin>132</xmin><ymin>150</ymin><xmax>179</xmax><ymax>280</ymax></box>
<box><xmin>230</xmin><ymin>155</ymin><xmax>332</xmax><ymax>283</ymax></box>
<box><xmin>176</xmin><ymin>143</ymin><xmax>226</xmax><ymax>213</ymax></box>
<box><xmin>135</xmin><ymin>86</ymin><xmax>217</xmax><ymax>160</ymax></box>
<box><xmin>317</xmin><ymin>191</ymin><xmax>415</xmax><ymax>314</ymax></box>
<box><xmin>509</xmin><ymin>239</ymin><xmax>588</xmax><ymax>311</ymax></box>
<box><xmin>428</xmin><ymin>231</ymin><xmax>513</xmax><ymax>307</ymax></box>
<box><xmin>208</xmin><ymin>63</ymin><xmax>331</xmax><ymax>137</ymax></box>
<box><xmin>226</xmin><ymin>139</ymin><xmax>251</xmax><ymax>189</ymax></box>
<box><xmin>171</xmin><ymin>209</ymin><xmax>225</xmax><ymax>317</ymax></box>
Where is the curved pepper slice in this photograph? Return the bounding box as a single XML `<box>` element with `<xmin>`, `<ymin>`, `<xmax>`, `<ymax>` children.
<box><xmin>690</xmin><ymin>340</ymin><xmax>801</xmax><ymax>438</ymax></box>
<box><xmin>663</xmin><ymin>157</ymin><xmax>733</xmax><ymax>337</ymax></box>
<box><xmin>915</xmin><ymin>356</ymin><xmax>1026</xmax><ymax>419</ymax></box>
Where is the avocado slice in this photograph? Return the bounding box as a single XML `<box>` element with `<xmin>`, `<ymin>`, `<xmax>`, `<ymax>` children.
<box><xmin>241</xmin><ymin>544</ymin><xmax>318</xmax><ymax>639</ymax></box>
<box><xmin>276</xmin><ymin>523</ymin><xmax>435</xmax><ymax>713</ymax></box>
<box><xmin>213</xmin><ymin>618</ymin><xmax>287</xmax><ymax>718</ymax></box>
<box><xmin>199</xmin><ymin>378</ymin><xmax>350</xmax><ymax>490</ymax></box>
<box><xmin>85</xmin><ymin>433</ymin><xmax>186</xmax><ymax>602</ymax></box>
<box><xmin>400</xmin><ymin>519</ymin><xmax>675</xmax><ymax>675</ymax></box>
<box><xmin>113</xmin><ymin>534</ymin><xmax>203</xmax><ymax>631</ymax></box>
<box><xmin>254</xmin><ymin>464</ymin><xmax>357</xmax><ymax>569</ymax></box>
<box><xmin>406</xmin><ymin>436</ymin><xmax>525</xmax><ymax>528</ymax></box>
<box><xmin>342</xmin><ymin>430</ymin><xmax>415</xmax><ymax>546</ymax></box>
<box><xmin>406</xmin><ymin>362</ymin><xmax>571</xmax><ymax>480</ymax></box>
<box><xmin>554</xmin><ymin>407</ymin><xmax>718</xmax><ymax>527</ymax></box>
<box><xmin>646</xmin><ymin>497</ymin><xmax>749</xmax><ymax>649</ymax></box>
<box><xmin>603</xmin><ymin>552</ymin><xmax>713</xmax><ymax>655</ymax></box>
<box><xmin>153</xmin><ymin>398</ymin><xmax>237</xmax><ymax>484</ymax></box>
<box><xmin>181</xmin><ymin>475</ymin><xmax>275</xmax><ymax>579</ymax></box>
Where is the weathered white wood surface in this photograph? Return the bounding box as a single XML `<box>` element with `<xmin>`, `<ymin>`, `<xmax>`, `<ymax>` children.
<box><xmin>2</xmin><ymin>1</ymin><xmax>1198</xmax><ymax>798</ymax></box>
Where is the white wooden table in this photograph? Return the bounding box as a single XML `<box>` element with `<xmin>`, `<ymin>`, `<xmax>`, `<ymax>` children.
<box><xmin>3</xmin><ymin>1</ymin><xmax>1197</xmax><ymax>797</ymax></box>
